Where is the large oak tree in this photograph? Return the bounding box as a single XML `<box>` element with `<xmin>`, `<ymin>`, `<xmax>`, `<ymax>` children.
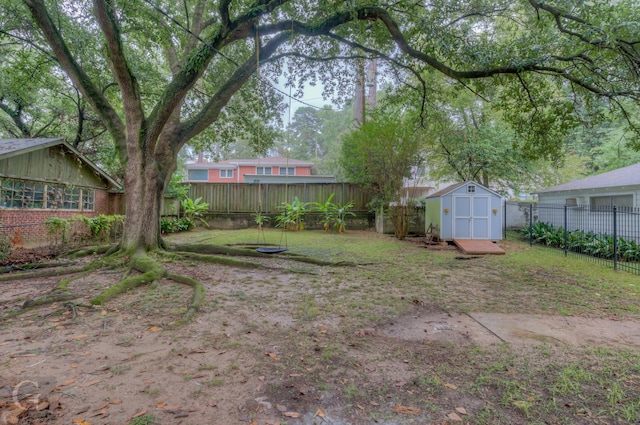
<box><xmin>7</xmin><ymin>0</ymin><xmax>637</xmax><ymax>253</ymax></box>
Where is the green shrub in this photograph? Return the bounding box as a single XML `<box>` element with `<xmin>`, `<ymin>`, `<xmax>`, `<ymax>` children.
<box><xmin>522</xmin><ymin>222</ymin><xmax>640</xmax><ymax>262</ymax></box>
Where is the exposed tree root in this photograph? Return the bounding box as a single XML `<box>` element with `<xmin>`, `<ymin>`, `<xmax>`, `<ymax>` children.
<box><xmin>0</xmin><ymin>261</ymin><xmax>76</xmax><ymax>274</ymax></box>
<box><xmin>0</xmin><ymin>265</ymin><xmax>89</xmax><ymax>283</ymax></box>
<box><xmin>63</xmin><ymin>244</ymin><xmax>114</xmax><ymax>259</ymax></box>
<box><xmin>90</xmin><ymin>255</ymin><xmax>165</xmax><ymax>305</ymax></box>
<box><xmin>22</xmin><ymin>292</ymin><xmax>78</xmax><ymax>308</ymax></box>
<box><xmin>166</xmin><ymin>273</ymin><xmax>205</xmax><ymax>323</ymax></box>
<box><xmin>171</xmin><ymin>243</ymin><xmax>356</xmax><ymax>266</ymax></box>
<box><xmin>167</xmin><ymin>251</ymin><xmax>266</xmax><ymax>269</ymax></box>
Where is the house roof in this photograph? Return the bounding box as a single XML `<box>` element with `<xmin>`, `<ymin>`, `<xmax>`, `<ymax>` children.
<box><xmin>535</xmin><ymin>162</ymin><xmax>640</xmax><ymax>194</ymax></box>
<box><xmin>188</xmin><ymin>157</ymin><xmax>315</xmax><ymax>169</ymax></box>
<box><xmin>0</xmin><ymin>138</ymin><xmax>122</xmax><ymax>190</ymax></box>
<box><xmin>426</xmin><ymin>181</ymin><xmax>503</xmax><ymax>199</ymax></box>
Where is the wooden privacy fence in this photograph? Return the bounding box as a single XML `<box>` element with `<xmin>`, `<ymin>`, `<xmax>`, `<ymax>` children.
<box><xmin>187</xmin><ymin>183</ymin><xmax>372</xmax><ymax>213</ymax></box>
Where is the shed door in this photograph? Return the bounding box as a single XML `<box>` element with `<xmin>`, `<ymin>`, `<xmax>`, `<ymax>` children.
<box><xmin>453</xmin><ymin>196</ymin><xmax>490</xmax><ymax>239</ymax></box>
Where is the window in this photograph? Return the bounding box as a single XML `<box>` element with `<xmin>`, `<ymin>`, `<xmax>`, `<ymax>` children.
<box><xmin>467</xmin><ymin>185</ymin><xmax>476</xmax><ymax>193</ymax></box>
<box><xmin>1</xmin><ymin>180</ymin><xmax>45</xmax><ymax>208</ymax></box>
<box><xmin>1</xmin><ymin>179</ymin><xmax>94</xmax><ymax>211</ymax></box>
<box><xmin>279</xmin><ymin>167</ymin><xmax>295</xmax><ymax>176</ymax></box>
<box><xmin>82</xmin><ymin>189</ymin><xmax>95</xmax><ymax>211</ymax></box>
<box><xmin>257</xmin><ymin>167</ymin><xmax>272</xmax><ymax>175</ymax></box>
<box><xmin>219</xmin><ymin>169</ymin><xmax>233</xmax><ymax>178</ymax></box>
<box><xmin>187</xmin><ymin>169</ymin><xmax>208</xmax><ymax>181</ymax></box>
<box><xmin>590</xmin><ymin>194</ymin><xmax>633</xmax><ymax>210</ymax></box>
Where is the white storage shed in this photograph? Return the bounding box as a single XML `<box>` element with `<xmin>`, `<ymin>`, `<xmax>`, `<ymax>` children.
<box><xmin>425</xmin><ymin>181</ymin><xmax>503</xmax><ymax>241</ymax></box>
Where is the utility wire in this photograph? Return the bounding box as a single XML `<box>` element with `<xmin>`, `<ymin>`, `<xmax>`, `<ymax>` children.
<box><xmin>142</xmin><ymin>0</ymin><xmax>323</xmax><ymax>111</ymax></box>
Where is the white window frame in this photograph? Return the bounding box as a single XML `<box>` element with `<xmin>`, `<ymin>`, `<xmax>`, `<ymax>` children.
<box><xmin>219</xmin><ymin>169</ymin><xmax>234</xmax><ymax>178</ymax></box>
<box><xmin>257</xmin><ymin>167</ymin><xmax>272</xmax><ymax>175</ymax></box>
<box><xmin>279</xmin><ymin>167</ymin><xmax>295</xmax><ymax>176</ymax></box>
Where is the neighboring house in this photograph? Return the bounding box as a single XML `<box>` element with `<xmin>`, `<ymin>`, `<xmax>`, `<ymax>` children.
<box><xmin>534</xmin><ymin>162</ymin><xmax>640</xmax><ymax>208</ymax></box>
<box><xmin>185</xmin><ymin>157</ymin><xmax>336</xmax><ymax>184</ymax></box>
<box><xmin>0</xmin><ymin>138</ymin><xmax>122</xmax><ymax>245</ymax></box>
<box><xmin>425</xmin><ymin>181</ymin><xmax>503</xmax><ymax>241</ymax></box>
<box><xmin>533</xmin><ymin>163</ymin><xmax>640</xmax><ymax>241</ymax></box>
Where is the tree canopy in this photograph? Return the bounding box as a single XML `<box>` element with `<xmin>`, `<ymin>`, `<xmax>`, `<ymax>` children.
<box><xmin>1</xmin><ymin>0</ymin><xmax>638</xmax><ymax>251</ymax></box>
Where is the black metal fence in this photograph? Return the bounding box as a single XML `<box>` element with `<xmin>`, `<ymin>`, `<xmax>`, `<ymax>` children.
<box><xmin>504</xmin><ymin>201</ymin><xmax>640</xmax><ymax>274</ymax></box>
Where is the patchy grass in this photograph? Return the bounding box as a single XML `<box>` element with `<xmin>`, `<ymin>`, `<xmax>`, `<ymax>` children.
<box><xmin>3</xmin><ymin>229</ymin><xmax>640</xmax><ymax>425</ymax></box>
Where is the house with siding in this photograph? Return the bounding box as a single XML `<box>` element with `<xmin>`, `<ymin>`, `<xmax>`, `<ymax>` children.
<box><xmin>535</xmin><ymin>163</ymin><xmax>640</xmax><ymax>208</ymax></box>
<box><xmin>0</xmin><ymin>138</ymin><xmax>122</xmax><ymax>245</ymax></box>
<box><xmin>185</xmin><ymin>157</ymin><xmax>336</xmax><ymax>184</ymax></box>
<box><xmin>533</xmin><ymin>163</ymin><xmax>640</xmax><ymax>241</ymax></box>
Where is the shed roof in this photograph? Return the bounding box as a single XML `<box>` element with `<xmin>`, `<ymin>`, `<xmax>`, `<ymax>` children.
<box><xmin>535</xmin><ymin>162</ymin><xmax>640</xmax><ymax>194</ymax></box>
<box><xmin>426</xmin><ymin>181</ymin><xmax>502</xmax><ymax>199</ymax></box>
<box><xmin>0</xmin><ymin>138</ymin><xmax>122</xmax><ymax>190</ymax></box>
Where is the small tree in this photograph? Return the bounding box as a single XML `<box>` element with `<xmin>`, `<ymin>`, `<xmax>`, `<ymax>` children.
<box><xmin>341</xmin><ymin>110</ymin><xmax>425</xmax><ymax>239</ymax></box>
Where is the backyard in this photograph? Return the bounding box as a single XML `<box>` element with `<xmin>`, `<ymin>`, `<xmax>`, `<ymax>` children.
<box><xmin>1</xmin><ymin>229</ymin><xmax>640</xmax><ymax>425</ymax></box>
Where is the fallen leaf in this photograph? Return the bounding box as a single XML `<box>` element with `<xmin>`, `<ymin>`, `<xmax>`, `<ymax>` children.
<box><xmin>61</xmin><ymin>378</ymin><xmax>77</xmax><ymax>386</ymax></box>
<box><xmin>101</xmin><ymin>310</ymin><xmax>107</xmax><ymax>316</ymax></box>
<box><xmin>36</xmin><ymin>401</ymin><xmax>49</xmax><ymax>411</ymax></box>
<box><xmin>249</xmin><ymin>421</ymin><xmax>258</xmax><ymax>425</ymax></box>
<box><xmin>71</xmin><ymin>363</ymin><xmax>78</xmax><ymax>368</ymax></box>
<box><xmin>283</xmin><ymin>412</ymin><xmax>300</xmax><ymax>418</ymax></box>
<box><xmin>131</xmin><ymin>410</ymin><xmax>147</xmax><ymax>418</ymax></box>
<box><xmin>369</xmin><ymin>401</ymin><xmax>379</xmax><ymax>406</ymax></box>
<box><xmin>267</xmin><ymin>352</ymin><xmax>280</xmax><ymax>361</ymax></box>
<box><xmin>110</xmin><ymin>399</ymin><xmax>122</xmax><ymax>405</ymax></box>
<box><xmin>148</xmin><ymin>326</ymin><xmax>162</xmax><ymax>332</ymax></box>
<box><xmin>157</xmin><ymin>402</ymin><xmax>167</xmax><ymax>408</ymax></box>
<box><xmin>72</xmin><ymin>334</ymin><xmax>89</xmax><ymax>340</ymax></box>
<box><xmin>392</xmin><ymin>404</ymin><xmax>421</xmax><ymax>415</ymax></box>
<box><xmin>72</xmin><ymin>418</ymin><xmax>86</xmax><ymax>424</ymax></box>
<box><xmin>447</xmin><ymin>412</ymin><xmax>463</xmax><ymax>421</ymax></box>
<box><xmin>314</xmin><ymin>408</ymin><xmax>326</xmax><ymax>418</ymax></box>
<box><xmin>444</xmin><ymin>382</ymin><xmax>458</xmax><ymax>390</ymax></box>
<box><xmin>79</xmin><ymin>379</ymin><xmax>102</xmax><ymax>387</ymax></box>
<box><xmin>455</xmin><ymin>407</ymin><xmax>467</xmax><ymax>415</ymax></box>
<box><xmin>276</xmin><ymin>404</ymin><xmax>287</xmax><ymax>412</ymax></box>
<box><xmin>258</xmin><ymin>376</ymin><xmax>265</xmax><ymax>382</ymax></box>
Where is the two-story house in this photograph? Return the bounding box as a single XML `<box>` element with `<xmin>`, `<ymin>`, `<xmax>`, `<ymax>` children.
<box><xmin>185</xmin><ymin>157</ymin><xmax>336</xmax><ymax>184</ymax></box>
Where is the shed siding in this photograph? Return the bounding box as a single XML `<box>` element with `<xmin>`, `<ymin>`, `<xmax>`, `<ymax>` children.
<box><xmin>425</xmin><ymin>198</ymin><xmax>441</xmax><ymax>235</ymax></box>
<box><xmin>427</xmin><ymin>181</ymin><xmax>503</xmax><ymax>241</ymax></box>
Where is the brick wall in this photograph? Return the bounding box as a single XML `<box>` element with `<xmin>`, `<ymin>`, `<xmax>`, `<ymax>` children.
<box><xmin>0</xmin><ymin>188</ymin><xmax>112</xmax><ymax>247</ymax></box>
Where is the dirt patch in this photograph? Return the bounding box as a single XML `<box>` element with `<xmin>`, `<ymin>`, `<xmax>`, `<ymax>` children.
<box><xmin>1</xmin><ymin>234</ymin><xmax>640</xmax><ymax>425</ymax></box>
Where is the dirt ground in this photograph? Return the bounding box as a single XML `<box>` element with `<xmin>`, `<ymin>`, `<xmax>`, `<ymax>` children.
<box><xmin>1</xmin><ymin>232</ymin><xmax>639</xmax><ymax>425</ymax></box>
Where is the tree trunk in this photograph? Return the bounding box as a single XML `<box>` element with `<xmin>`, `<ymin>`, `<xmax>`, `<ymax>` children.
<box><xmin>121</xmin><ymin>149</ymin><xmax>166</xmax><ymax>253</ymax></box>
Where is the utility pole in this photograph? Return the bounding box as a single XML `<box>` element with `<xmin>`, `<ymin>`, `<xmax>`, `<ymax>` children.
<box><xmin>353</xmin><ymin>59</ymin><xmax>377</xmax><ymax>127</ymax></box>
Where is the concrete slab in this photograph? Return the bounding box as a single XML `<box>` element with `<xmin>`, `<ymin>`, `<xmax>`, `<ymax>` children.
<box><xmin>469</xmin><ymin>313</ymin><xmax>640</xmax><ymax>348</ymax></box>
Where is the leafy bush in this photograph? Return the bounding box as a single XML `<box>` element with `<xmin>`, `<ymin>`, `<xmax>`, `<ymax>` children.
<box><xmin>45</xmin><ymin>217</ymin><xmax>70</xmax><ymax>249</ymax></box>
<box><xmin>309</xmin><ymin>193</ymin><xmax>356</xmax><ymax>233</ymax></box>
<box><xmin>181</xmin><ymin>197</ymin><xmax>209</xmax><ymax>227</ymax></box>
<box><xmin>0</xmin><ymin>232</ymin><xmax>10</xmax><ymax>259</ymax></box>
<box><xmin>522</xmin><ymin>222</ymin><xmax>640</xmax><ymax>262</ymax></box>
<box><xmin>275</xmin><ymin>197</ymin><xmax>308</xmax><ymax>231</ymax></box>
<box><xmin>75</xmin><ymin>214</ymin><xmax>124</xmax><ymax>242</ymax></box>
<box><xmin>161</xmin><ymin>217</ymin><xmax>194</xmax><ymax>233</ymax></box>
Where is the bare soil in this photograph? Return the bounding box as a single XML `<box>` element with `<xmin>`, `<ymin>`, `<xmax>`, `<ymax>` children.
<box><xmin>1</xmin><ymin>232</ymin><xmax>639</xmax><ymax>425</ymax></box>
